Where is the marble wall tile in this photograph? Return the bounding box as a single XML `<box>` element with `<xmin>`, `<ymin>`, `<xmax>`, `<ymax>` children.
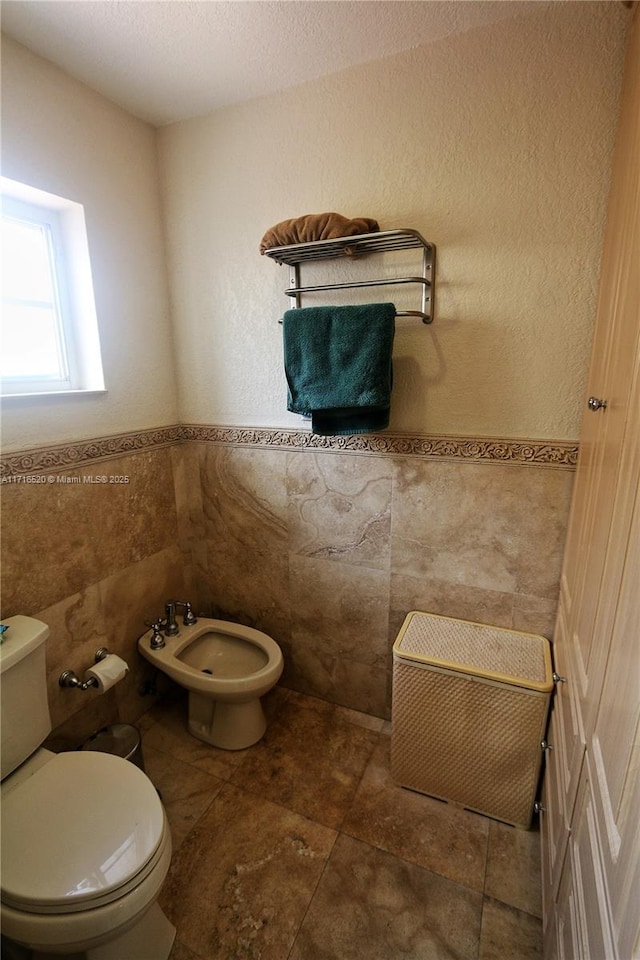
<box><xmin>98</xmin><ymin>545</ymin><xmax>187</xmax><ymax>723</ymax></box>
<box><xmin>97</xmin><ymin>544</ymin><xmax>185</xmax><ymax>652</ymax></box>
<box><xmin>35</xmin><ymin>545</ymin><xmax>186</xmax><ymax>734</ymax></box>
<box><xmin>510</xmin><ymin>468</ymin><xmax>574</xmax><ymax>600</ymax></box>
<box><xmin>512</xmin><ymin>593</ymin><xmax>559</xmax><ymax>639</ymax></box>
<box><xmin>175</xmin><ymin>443</ymin><xmax>570</xmax><ymax>719</ymax></box>
<box><xmin>199</xmin><ymin>445</ymin><xmax>287</xmax><ymax>550</ymax></box>
<box><xmin>3</xmin><ymin>438</ymin><xmax>573</xmax><ymax>727</ymax></box>
<box><xmin>79</xmin><ymin>449</ymin><xmax>178</xmax><ymax>579</ymax></box>
<box><xmin>171</xmin><ymin>443</ymin><xmax>209</xmax><ymax>613</ymax></box>
<box><xmin>170</xmin><ymin>443</ymin><xmax>206</xmax><ymax>545</ymax></box>
<box><xmin>287</xmin><ymin>551</ymin><xmax>390</xmax><ymax>712</ymax></box>
<box><xmin>3</xmin><ymin>449</ymin><xmax>184</xmax><ymax>745</ymax></box>
<box><xmin>1</xmin><ymin>449</ymin><xmax>178</xmax><ymax>618</ymax></box>
<box><xmin>287</xmin><ymin>451</ymin><xmax>392</xmax><ymax>570</ymax></box>
<box><xmin>290</xmin><ymin>554</ymin><xmax>389</xmax><ymax>667</ymax></box>
<box><xmin>391</xmin><ymin>459</ymin><xmax>572</xmax><ymax>601</ymax></box>
<box><xmin>389</xmin><ymin>571</ymin><xmax>515</xmax><ymax>642</ymax></box>
<box><xmin>391</xmin><ymin>460</ymin><xmax>517</xmax><ymax>592</ymax></box>
<box><xmin>290</xmin><ymin>640</ymin><xmax>389</xmax><ymax>717</ymax></box>
<box><xmin>197</xmin><ymin>445</ymin><xmax>291</xmax><ymax>644</ymax></box>
<box><xmin>182</xmin><ymin>540</ymin><xmax>210</xmax><ymax>616</ymax></box>
<box><xmin>204</xmin><ymin>536</ymin><xmax>291</xmax><ymax>652</ymax></box>
<box><xmin>1</xmin><ymin>470</ymin><xmax>102</xmax><ymax>617</ymax></box>
<box><xmin>44</xmin><ymin>688</ymin><xmax>120</xmax><ymax>752</ymax></box>
<box><xmin>36</xmin><ymin>583</ymin><xmax>110</xmax><ymax>731</ymax></box>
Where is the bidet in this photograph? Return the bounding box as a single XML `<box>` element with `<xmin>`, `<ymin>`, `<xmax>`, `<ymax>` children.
<box><xmin>138</xmin><ymin>617</ymin><xmax>283</xmax><ymax>749</ymax></box>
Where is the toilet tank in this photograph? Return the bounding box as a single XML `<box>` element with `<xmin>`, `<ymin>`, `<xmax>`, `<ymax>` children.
<box><xmin>0</xmin><ymin>615</ymin><xmax>52</xmax><ymax>779</ymax></box>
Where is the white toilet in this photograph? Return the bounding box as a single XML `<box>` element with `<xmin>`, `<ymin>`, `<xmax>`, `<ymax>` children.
<box><xmin>0</xmin><ymin>616</ymin><xmax>175</xmax><ymax>960</ymax></box>
<box><xmin>138</xmin><ymin>618</ymin><xmax>283</xmax><ymax>750</ymax></box>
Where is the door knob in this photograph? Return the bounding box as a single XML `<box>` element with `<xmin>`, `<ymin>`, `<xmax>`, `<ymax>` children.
<box><xmin>588</xmin><ymin>397</ymin><xmax>607</xmax><ymax>412</ymax></box>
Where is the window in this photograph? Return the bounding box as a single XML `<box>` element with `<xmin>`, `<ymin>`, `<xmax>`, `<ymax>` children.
<box><xmin>1</xmin><ymin>177</ymin><xmax>105</xmax><ymax>396</ymax></box>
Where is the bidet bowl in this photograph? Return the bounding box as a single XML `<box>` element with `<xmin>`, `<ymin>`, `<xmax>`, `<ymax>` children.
<box><xmin>138</xmin><ymin>618</ymin><xmax>283</xmax><ymax>700</ymax></box>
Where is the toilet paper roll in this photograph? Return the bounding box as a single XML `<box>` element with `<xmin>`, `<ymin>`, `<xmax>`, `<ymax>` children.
<box><xmin>84</xmin><ymin>654</ymin><xmax>129</xmax><ymax>693</ymax></box>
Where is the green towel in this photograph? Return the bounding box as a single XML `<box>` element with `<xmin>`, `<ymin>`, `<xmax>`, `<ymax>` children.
<box><xmin>283</xmin><ymin>303</ymin><xmax>396</xmax><ymax>436</ymax></box>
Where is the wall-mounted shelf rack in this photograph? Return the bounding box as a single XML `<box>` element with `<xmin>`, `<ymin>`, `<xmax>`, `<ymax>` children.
<box><xmin>264</xmin><ymin>228</ymin><xmax>436</xmax><ymax>323</ymax></box>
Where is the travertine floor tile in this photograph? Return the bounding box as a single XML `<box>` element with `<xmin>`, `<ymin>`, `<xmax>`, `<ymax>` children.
<box><xmin>169</xmin><ymin>939</ymin><xmax>205</xmax><ymax>960</ymax></box>
<box><xmin>289</xmin><ymin>833</ymin><xmax>482</xmax><ymax>960</ymax></box>
<box><xmin>142</xmin><ymin>686</ymin><xmax>289</xmax><ymax>781</ymax></box>
<box><xmin>479</xmin><ymin>897</ymin><xmax>543</xmax><ymax>959</ymax></box>
<box><xmin>485</xmin><ymin>818</ymin><xmax>543</xmax><ymax>917</ymax></box>
<box><xmin>143</xmin><ymin>745</ymin><xmax>224</xmax><ymax>851</ymax></box>
<box><xmin>160</xmin><ymin>783</ymin><xmax>336</xmax><ymax>960</ymax></box>
<box><xmin>332</xmin><ymin>701</ymin><xmax>385</xmax><ymax>732</ymax></box>
<box><xmin>146</xmin><ymin>689</ymin><xmax>542</xmax><ymax>960</ymax></box>
<box><xmin>142</xmin><ymin>721</ymin><xmax>237</xmax><ymax>780</ymax></box>
<box><xmin>229</xmin><ymin>692</ymin><xmax>378</xmax><ymax>829</ymax></box>
<box><xmin>342</xmin><ymin>733</ymin><xmax>489</xmax><ymax>890</ymax></box>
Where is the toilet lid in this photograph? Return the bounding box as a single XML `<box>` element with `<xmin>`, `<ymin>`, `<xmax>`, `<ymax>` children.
<box><xmin>1</xmin><ymin>751</ymin><xmax>164</xmax><ymax>910</ymax></box>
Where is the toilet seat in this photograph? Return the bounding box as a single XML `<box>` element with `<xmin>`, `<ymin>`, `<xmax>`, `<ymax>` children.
<box><xmin>1</xmin><ymin>751</ymin><xmax>164</xmax><ymax>913</ymax></box>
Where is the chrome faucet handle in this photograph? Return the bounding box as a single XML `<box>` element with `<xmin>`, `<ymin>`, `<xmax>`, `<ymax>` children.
<box><xmin>144</xmin><ymin>618</ymin><xmax>167</xmax><ymax>649</ymax></box>
<box><xmin>182</xmin><ymin>602</ymin><xmax>198</xmax><ymax>626</ymax></box>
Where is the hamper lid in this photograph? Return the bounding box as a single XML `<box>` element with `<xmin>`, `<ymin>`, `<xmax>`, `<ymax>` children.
<box><xmin>393</xmin><ymin>611</ymin><xmax>553</xmax><ymax>691</ymax></box>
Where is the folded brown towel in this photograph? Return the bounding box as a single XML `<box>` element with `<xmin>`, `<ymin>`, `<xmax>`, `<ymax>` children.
<box><xmin>260</xmin><ymin>212</ymin><xmax>379</xmax><ymax>254</ymax></box>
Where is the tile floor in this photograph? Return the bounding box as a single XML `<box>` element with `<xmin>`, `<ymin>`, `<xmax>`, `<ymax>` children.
<box><xmin>140</xmin><ymin>687</ymin><xmax>543</xmax><ymax>960</ymax></box>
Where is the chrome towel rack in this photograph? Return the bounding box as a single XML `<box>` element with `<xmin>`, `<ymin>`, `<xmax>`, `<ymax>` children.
<box><xmin>264</xmin><ymin>228</ymin><xmax>436</xmax><ymax>323</ymax></box>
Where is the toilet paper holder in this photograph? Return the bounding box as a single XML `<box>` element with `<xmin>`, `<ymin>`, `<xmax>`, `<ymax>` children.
<box><xmin>59</xmin><ymin>648</ymin><xmax>111</xmax><ymax>690</ymax></box>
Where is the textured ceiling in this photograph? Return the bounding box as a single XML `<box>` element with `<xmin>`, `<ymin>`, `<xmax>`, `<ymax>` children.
<box><xmin>1</xmin><ymin>0</ymin><xmax>548</xmax><ymax>126</ymax></box>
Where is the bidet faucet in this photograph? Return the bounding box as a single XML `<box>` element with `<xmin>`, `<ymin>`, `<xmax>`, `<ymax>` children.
<box><xmin>163</xmin><ymin>602</ymin><xmax>180</xmax><ymax>636</ymax></box>
<box><xmin>162</xmin><ymin>599</ymin><xmax>198</xmax><ymax>637</ymax></box>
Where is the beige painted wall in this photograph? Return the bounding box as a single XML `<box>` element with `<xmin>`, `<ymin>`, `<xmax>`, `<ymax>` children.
<box><xmin>159</xmin><ymin>2</ymin><xmax>628</xmax><ymax>440</ymax></box>
<box><xmin>0</xmin><ymin>37</ymin><xmax>179</xmax><ymax>452</ymax></box>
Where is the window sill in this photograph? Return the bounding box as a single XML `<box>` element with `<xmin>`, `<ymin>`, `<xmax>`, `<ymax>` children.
<box><xmin>1</xmin><ymin>389</ymin><xmax>108</xmax><ymax>400</ymax></box>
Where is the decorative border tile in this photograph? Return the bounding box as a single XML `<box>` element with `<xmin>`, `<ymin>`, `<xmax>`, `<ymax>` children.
<box><xmin>0</xmin><ymin>424</ymin><xmax>578</xmax><ymax>478</ymax></box>
<box><xmin>181</xmin><ymin>424</ymin><xmax>578</xmax><ymax>468</ymax></box>
<box><xmin>0</xmin><ymin>426</ymin><xmax>182</xmax><ymax>479</ymax></box>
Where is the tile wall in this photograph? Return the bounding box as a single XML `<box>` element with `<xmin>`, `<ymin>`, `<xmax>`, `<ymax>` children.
<box><xmin>0</xmin><ymin>428</ymin><xmax>575</xmax><ymax>741</ymax></box>
<box><xmin>178</xmin><ymin>438</ymin><xmax>574</xmax><ymax>718</ymax></box>
<box><xmin>1</xmin><ymin>445</ymin><xmax>186</xmax><ymax>744</ymax></box>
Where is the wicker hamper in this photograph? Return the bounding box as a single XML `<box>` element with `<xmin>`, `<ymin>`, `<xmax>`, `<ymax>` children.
<box><xmin>391</xmin><ymin>611</ymin><xmax>553</xmax><ymax>829</ymax></box>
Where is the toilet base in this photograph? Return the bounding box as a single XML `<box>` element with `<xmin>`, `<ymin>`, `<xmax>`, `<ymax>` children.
<box><xmin>85</xmin><ymin>902</ymin><xmax>175</xmax><ymax>960</ymax></box>
<box><xmin>13</xmin><ymin>902</ymin><xmax>175</xmax><ymax>960</ymax></box>
<box><xmin>188</xmin><ymin>691</ymin><xmax>267</xmax><ymax>750</ymax></box>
